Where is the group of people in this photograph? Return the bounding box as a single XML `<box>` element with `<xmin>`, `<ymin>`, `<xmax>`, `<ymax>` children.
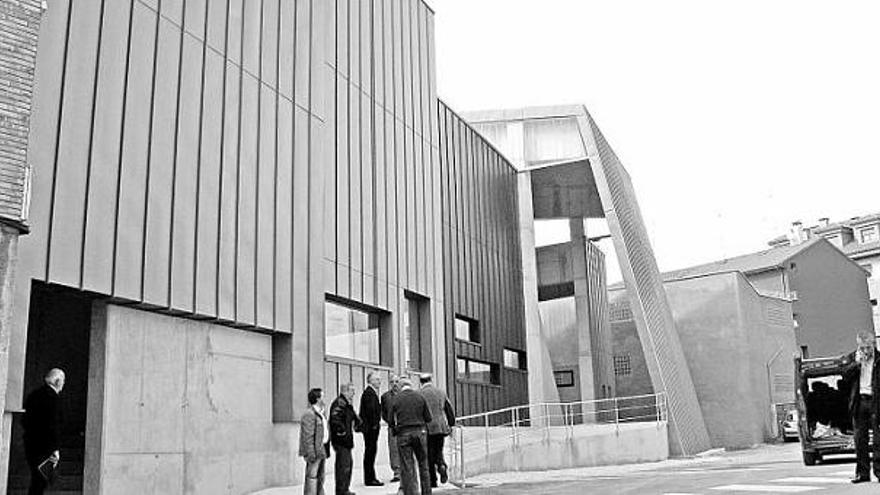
<box><xmin>298</xmin><ymin>372</ymin><xmax>456</xmax><ymax>495</ymax></box>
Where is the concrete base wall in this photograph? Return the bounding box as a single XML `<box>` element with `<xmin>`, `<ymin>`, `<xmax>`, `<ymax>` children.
<box><xmin>86</xmin><ymin>304</ymin><xmax>301</xmax><ymax>494</ymax></box>
<box><xmin>452</xmin><ymin>422</ymin><xmax>668</xmax><ymax>480</ymax></box>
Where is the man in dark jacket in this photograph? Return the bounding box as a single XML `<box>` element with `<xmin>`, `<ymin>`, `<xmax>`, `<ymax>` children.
<box><xmin>299</xmin><ymin>388</ymin><xmax>330</xmax><ymax>495</ymax></box>
<box><xmin>390</xmin><ymin>378</ymin><xmax>432</xmax><ymax>495</ymax></box>
<box><xmin>23</xmin><ymin>368</ymin><xmax>65</xmax><ymax>495</ymax></box>
<box><xmin>380</xmin><ymin>374</ymin><xmax>401</xmax><ymax>482</ymax></box>
<box><xmin>844</xmin><ymin>332</ymin><xmax>880</xmax><ymax>483</ymax></box>
<box><xmin>359</xmin><ymin>372</ymin><xmax>383</xmax><ymax>486</ymax></box>
<box><xmin>419</xmin><ymin>374</ymin><xmax>455</xmax><ymax>487</ymax></box>
<box><xmin>329</xmin><ymin>383</ymin><xmax>361</xmax><ymax>495</ymax></box>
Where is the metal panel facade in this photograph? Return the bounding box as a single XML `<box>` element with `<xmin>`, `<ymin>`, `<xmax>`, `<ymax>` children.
<box><xmin>438</xmin><ymin>102</ymin><xmax>528</xmax><ymax>416</ymax></box>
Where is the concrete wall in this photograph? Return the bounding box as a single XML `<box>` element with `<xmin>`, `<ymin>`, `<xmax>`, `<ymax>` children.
<box><xmin>451</xmin><ymin>422</ymin><xmax>668</xmax><ymax>479</ymax></box>
<box><xmin>610</xmin><ymin>272</ymin><xmax>797</xmax><ymax>449</ymax></box>
<box><xmin>788</xmin><ymin>241</ymin><xmax>874</xmax><ymax>357</ymax></box>
<box><xmin>86</xmin><ymin>304</ymin><xmax>298</xmax><ymax>494</ymax></box>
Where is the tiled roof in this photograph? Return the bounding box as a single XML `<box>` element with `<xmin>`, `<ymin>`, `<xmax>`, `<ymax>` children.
<box><xmin>608</xmin><ymin>238</ymin><xmax>822</xmax><ymax>290</ymax></box>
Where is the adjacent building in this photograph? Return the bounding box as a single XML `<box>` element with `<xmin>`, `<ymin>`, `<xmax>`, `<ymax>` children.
<box><xmin>770</xmin><ymin>214</ymin><xmax>880</xmax><ymax>334</ymax></box>
<box><xmin>610</xmin><ymin>236</ymin><xmax>873</xmax><ymax>448</ymax></box>
<box><xmin>610</xmin><ymin>271</ymin><xmax>797</xmax><ymax>448</ymax></box>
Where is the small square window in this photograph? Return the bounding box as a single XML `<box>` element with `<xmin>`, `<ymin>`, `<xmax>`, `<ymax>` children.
<box><xmin>861</xmin><ymin>227</ymin><xmax>878</xmax><ymax>244</ymax></box>
<box><xmin>613</xmin><ymin>355</ymin><xmax>632</xmax><ymax>376</ymax></box>
<box><xmin>553</xmin><ymin>370</ymin><xmax>574</xmax><ymax>387</ymax></box>
<box><xmin>454</xmin><ymin>316</ymin><xmax>480</xmax><ymax>343</ymax></box>
<box><xmin>503</xmin><ymin>348</ymin><xmax>526</xmax><ymax>370</ymax></box>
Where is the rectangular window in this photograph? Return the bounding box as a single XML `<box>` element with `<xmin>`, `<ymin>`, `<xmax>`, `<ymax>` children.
<box><xmin>613</xmin><ymin>355</ymin><xmax>632</xmax><ymax>376</ymax></box>
<box><xmin>454</xmin><ymin>315</ymin><xmax>480</xmax><ymax>343</ymax></box>
<box><xmin>861</xmin><ymin>227</ymin><xmax>878</xmax><ymax>244</ymax></box>
<box><xmin>553</xmin><ymin>370</ymin><xmax>574</xmax><ymax>387</ymax></box>
<box><xmin>325</xmin><ymin>300</ymin><xmax>382</xmax><ymax>364</ymax></box>
<box><xmin>404</xmin><ymin>292</ymin><xmax>432</xmax><ymax>372</ymax></box>
<box><xmin>456</xmin><ymin>357</ymin><xmax>499</xmax><ymax>385</ymax></box>
<box><xmin>801</xmin><ymin>346</ymin><xmax>809</xmax><ymax>359</ymax></box>
<box><xmin>503</xmin><ymin>348</ymin><xmax>527</xmax><ymax>370</ymax></box>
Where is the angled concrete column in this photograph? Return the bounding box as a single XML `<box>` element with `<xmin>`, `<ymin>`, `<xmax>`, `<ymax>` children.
<box><xmin>576</xmin><ymin>110</ymin><xmax>711</xmax><ymax>456</ymax></box>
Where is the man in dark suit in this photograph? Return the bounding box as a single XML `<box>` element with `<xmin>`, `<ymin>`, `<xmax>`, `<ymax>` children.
<box><xmin>844</xmin><ymin>331</ymin><xmax>880</xmax><ymax>483</ymax></box>
<box><xmin>299</xmin><ymin>388</ymin><xmax>330</xmax><ymax>495</ymax></box>
<box><xmin>359</xmin><ymin>372</ymin><xmax>383</xmax><ymax>487</ymax></box>
<box><xmin>380</xmin><ymin>374</ymin><xmax>401</xmax><ymax>482</ymax></box>
<box><xmin>23</xmin><ymin>368</ymin><xmax>65</xmax><ymax>495</ymax></box>
<box><xmin>419</xmin><ymin>374</ymin><xmax>454</xmax><ymax>487</ymax></box>
<box><xmin>390</xmin><ymin>378</ymin><xmax>432</xmax><ymax>495</ymax></box>
<box><xmin>329</xmin><ymin>383</ymin><xmax>361</xmax><ymax>495</ymax></box>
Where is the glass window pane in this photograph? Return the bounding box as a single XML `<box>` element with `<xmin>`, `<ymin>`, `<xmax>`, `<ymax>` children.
<box><xmin>325</xmin><ymin>301</ymin><xmax>380</xmax><ymax>363</ymax></box>
<box><xmin>455</xmin><ymin>317</ymin><xmax>470</xmax><ymax>341</ymax></box>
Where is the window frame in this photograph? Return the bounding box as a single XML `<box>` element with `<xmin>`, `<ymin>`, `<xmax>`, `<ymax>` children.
<box><xmin>503</xmin><ymin>348</ymin><xmax>527</xmax><ymax>371</ymax></box>
<box><xmin>456</xmin><ymin>357</ymin><xmax>500</xmax><ymax>386</ymax></box>
<box><xmin>324</xmin><ymin>296</ymin><xmax>391</xmax><ymax>366</ymax></box>
<box><xmin>454</xmin><ymin>315</ymin><xmax>481</xmax><ymax>344</ymax></box>
<box><xmin>553</xmin><ymin>370</ymin><xmax>575</xmax><ymax>388</ymax></box>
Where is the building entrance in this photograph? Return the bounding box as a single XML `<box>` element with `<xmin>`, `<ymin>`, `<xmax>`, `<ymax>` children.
<box><xmin>7</xmin><ymin>282</ymin><xmax>92</xmax><ymax>494</ymax></box>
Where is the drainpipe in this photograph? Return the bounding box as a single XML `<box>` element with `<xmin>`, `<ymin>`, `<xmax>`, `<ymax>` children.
<box><xmin>766</xmin><ymin>346</ymin><xmax>785</xmax><ymax>438</ymax></box>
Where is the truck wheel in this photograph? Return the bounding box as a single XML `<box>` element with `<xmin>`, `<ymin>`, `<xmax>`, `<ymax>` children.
<box><xmin>802</xmin><ymin>451</ymin><xmax>819</xmax><ymax>466</ymax></box>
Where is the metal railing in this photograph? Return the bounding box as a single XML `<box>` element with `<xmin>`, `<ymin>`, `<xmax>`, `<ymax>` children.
<box><xmin>446</xmin><ymin>393</ymin><xmax>668</xmax><ymax>486</ymax></box>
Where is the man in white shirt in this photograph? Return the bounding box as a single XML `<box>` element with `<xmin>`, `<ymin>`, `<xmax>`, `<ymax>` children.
<box><xmin>847</xmin><ymin>332</ymin><xmax>880</xmax><ymax>483</ymax></box>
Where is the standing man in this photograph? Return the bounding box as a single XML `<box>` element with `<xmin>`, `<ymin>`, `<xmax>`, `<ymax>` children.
<box><xmin>419</xmin><ymin>374</ymin><xmax>455</xmax><ymax>487</ymax></box>
<box><xmin>329</xmin><ymin>383</ymin><xmax>361</xmax><ymax>495</ymax></box>
<box><xmin>845</xmin><ymin>331</ymin><xmax>880</xmax><ymax>483</ymax></box>
<box><xmin>380</xmin><ymin>374</ymin><xmax>401</xmax><ymax>482</ymax></box>
<box><xmin>23</xmin><ymin>368</ymin><xmax>65</xmax><ymax>495</ymax></box>
<box><xmin>359</xmin><ymin>372</ymin><xmax>383</xmax><ymax>487</ymax></box>
<box><xmin>299</xmin><ymin>388</ymin><xmax>330</xmax><ymax>495</ymax></box>
<box><xmin>390</xmin><ymin>377</ymin><xmax>432</xmax><ymax>495</ymax></box>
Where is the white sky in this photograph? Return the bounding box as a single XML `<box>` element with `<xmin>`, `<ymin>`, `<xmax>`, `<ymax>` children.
<box><xmin>433</xmin><ymin>0</ymin><xmax>880</xmax><ymax>273</ymax></box>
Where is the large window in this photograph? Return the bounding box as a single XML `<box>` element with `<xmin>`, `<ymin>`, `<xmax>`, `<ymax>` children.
<box><xmin>454</xmin><ymin>316</ymin><xmax>480</xmax><ymax>343</ymax></box>
<box><xmin>325</xmin><ymin>300</ymin><xmax>382</xmax><ymax>364</ymax></box>
<box><xmin>456</xmin><ymin>357</ymin><xmax>499</xmax><ymax>385</ymax></box>
<box><xmin>404</xmin><ymin>292</ymin><xmax>432</xmax><ymax>372</ymax></box>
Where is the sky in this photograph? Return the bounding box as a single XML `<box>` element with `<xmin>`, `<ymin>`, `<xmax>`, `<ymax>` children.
<box><xmin>432</xmin><ymin>0</ymin><xmax>880</xmax><ymax>274</ymax></box>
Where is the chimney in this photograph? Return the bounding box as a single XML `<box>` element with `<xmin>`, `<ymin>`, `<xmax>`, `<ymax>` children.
<box><xmin>818</xmin><ymin>217</ymin><xmax>830</xmax><ymax>228</ymax></box>
<box><xmin>788</xmin><ymin>221</ymin><xmax>807</xmax><ymax>245</ymax></box>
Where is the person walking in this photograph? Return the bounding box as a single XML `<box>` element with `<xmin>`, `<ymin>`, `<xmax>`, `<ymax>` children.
<box><xmin>845</xmin><ymin>331</ymin><xmax>880</xmax><ymax>483</ymax></box>
<box><xmin>299</xmin><ymin>388</ymin><xmax>331</xmax><ymax>495</ymax></box>
<box><xmin>419</xmin><ymin>374</ymin><xmax>455</xmax><ymax>487</ymax></box>
<box><xmin>359</xmin><ymin>372</ymin><xmax>383</xmax><ymax>486</ymax></box>
<box><xmin>22</xmin><ymin>368</ymin><xmax>65</xmax><ymax>495</ymax></box>
<box><xmin>329</xmin><ymin>383</ymin><xmax>361</xmax><ymax>495</ymax></box>
<box><xmin>389</xmin><ymin>377</ymin><xmax>432</xmax><ymax>495</ymax></box>
<box><xmin>380</xmin><ymin>374</ymin><xmax>401</xmax><ymax>482</ymax></box>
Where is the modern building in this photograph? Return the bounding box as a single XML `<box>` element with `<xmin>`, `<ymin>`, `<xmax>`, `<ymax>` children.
<box><xmin>609</xmin><ymin>271</ymin><xmax>797</xmax><ymax>448</ymax></box>
<box><xmin>769</xmin><ymin>214</ymin><xmax>880</xmax><ymax>334</ymax></box>
<box><xmin>465</xmin><ymin>106</ymin><xmax>711</xmax><ymax>456</ymax></box>
<box><xmin>0</xmin><ymin>1</ymin><xmax>710</xmax><ymax>493</ymax></box>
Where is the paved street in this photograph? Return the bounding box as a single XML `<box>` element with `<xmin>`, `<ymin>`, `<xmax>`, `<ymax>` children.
<box><xmin>457</xmin><ymin>443</ymin><xmax>874</xmax><ymax>494</ymax></box>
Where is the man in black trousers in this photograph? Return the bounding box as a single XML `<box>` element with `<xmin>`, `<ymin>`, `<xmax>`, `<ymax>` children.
<box><xmin>845</xmin><ymin>331</ymin><xmax>880</xmax><ymax>484</ymax></box>
<box><xmin>329</xmin><ymin>383</ymin><xmax>361</xmax><ymax>495</ymax></box>
<box><xmin>359</xmin><ymin>372</ymin><xmax>383</xmax><ymax>487</ymax></box>
<box><xmin>390</xmin><ymin>377</ymin><xmax>432</xmax><ymax>495</ymax></box>
<box><xmin>23</xmin><ymin>368</ymin><xmax>65</xmax><ymax>495</ymax></box>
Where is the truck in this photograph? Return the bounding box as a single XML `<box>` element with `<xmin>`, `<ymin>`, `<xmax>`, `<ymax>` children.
<box><xmin>794</xmin><ymin>353</ymin><xmax>860</xmax><ymax>466</ymax></box>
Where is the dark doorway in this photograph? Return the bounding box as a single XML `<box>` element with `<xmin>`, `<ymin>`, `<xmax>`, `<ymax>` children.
<box><xmin>7</xmin><ymin>282</ymin><xmax>92</xmax><ymax>494</ymax></box>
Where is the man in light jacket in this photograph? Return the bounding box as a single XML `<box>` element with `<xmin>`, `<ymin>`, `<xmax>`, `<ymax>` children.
<box><xmin>299</xmin><ymin>388</ymin><xmax>331</xmax><ymax>495</ymax></box>
<box><xmin>419</xmin><ymin>374</ymin><xmax>455</xmax><ymax>487</ymax></box>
